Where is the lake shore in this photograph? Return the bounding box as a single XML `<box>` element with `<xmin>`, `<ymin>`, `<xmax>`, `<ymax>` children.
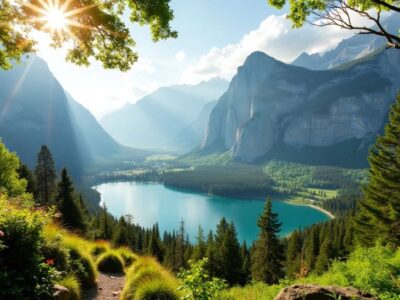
<box><xmin>285</xmin><ymin>200</ymin><xmax>335</xmax><ymax>219</ymax></box>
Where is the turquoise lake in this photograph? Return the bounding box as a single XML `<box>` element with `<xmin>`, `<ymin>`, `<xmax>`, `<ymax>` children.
<box><xmin>95</xmin><ymin>182</ymin><xmax>330</xmax><ymax>243</ymax></box>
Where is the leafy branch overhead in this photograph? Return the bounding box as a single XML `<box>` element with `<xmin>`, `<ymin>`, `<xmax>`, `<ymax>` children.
<box><xmin>0</xmin><ymin>0</ymin><xmax>177</xmax><ymax>70</ymax></box>
<box><xmin>268</xmin><ymin>0</ymin><xmax>400</xmax><ymax>49</ymax></box>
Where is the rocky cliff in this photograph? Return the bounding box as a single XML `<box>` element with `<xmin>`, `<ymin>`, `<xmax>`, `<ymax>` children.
<box><xmin>201</xmin><ymin>49</ymin><xmax>400</xmax><ymax>166</ymax></box>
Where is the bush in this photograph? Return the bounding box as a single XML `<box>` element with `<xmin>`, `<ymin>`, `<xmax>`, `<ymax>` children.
<box><xmin>68</xmin><ymin>246</ymin><xmax>97</xmax><ymax>288</ymax></box>
<box><xmin>90</xmin><ymin>242</ymin><xmax>109</xmax><ymax>257</ymax></box>
<box><xmin>41</xmin><ymin>239</ymin><xmax>71</xmax><ymax>272</ymax></box>
<box><xmin>117</xmin><ymin>247</ymin><xmax>137</xmax><ymax>267</ymax></box>
<box><xmin>134</xmin><ymin>280</ymin><xmax>180</xmax><ymax>300</ymax></box>
<box><xmin>121</xmin><ymin>257</ymin><xmax>180</xmax><ymax>300</ymax></box>
<box><xmin>97</xmin><ymin>251</ymin><xmax>124</xmax><ymax>273</ymax></box>
<box><xmin>57</xmin><ymin>274</ymin><xmax>81</xmax><ymax>300</ymax></box>
<box><xmin>0</xmin><ymin>197</ymin><xmax>55</xmax><ymax>299</ymax></box>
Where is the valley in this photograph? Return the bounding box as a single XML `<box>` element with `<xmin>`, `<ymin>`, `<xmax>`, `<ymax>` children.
<box><xmin>0</xmin><ymin>3</ymin><xmax>399</xmax><ymax>300</ymax></box>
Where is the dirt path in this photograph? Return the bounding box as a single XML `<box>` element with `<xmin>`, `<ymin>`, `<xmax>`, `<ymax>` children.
<box><xmin>83</xmin><ymin>273</ymin><xmax>125</xmax><ymax>300</ymax></box>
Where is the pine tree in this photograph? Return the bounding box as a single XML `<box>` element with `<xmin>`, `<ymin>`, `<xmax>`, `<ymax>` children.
<box><xmin>355</xmin><ymin>95</ymin><xmax>400</xmax><ymax>247</ymax></box>
<box><xmin>214</xmin><ymin>218</ymin><xmax>243</xmax><ymax>285</ymax></box>
<box><xmin>56</xmin><ymin>168</ymin><xmax>86</xmax><ymax>232</ymax></box>
<box><xmin>314</xmin><ymin>237</ymin><xmax>332</xmax><ymax>274</ymax></box>
<box><xmin>251</xmin><ymin>198</ymin><xmax>284</xmax><ymax>284</ymax></box>
<box><xmin>175</xmin><ymin>219</ymin><xmax>186</xmax><ymax>269</ymax></box>
<box><xmin>34</xmin><ymin>145</ymin><xmax>56</xmax><ymax>204</ymax></box>
<box><xmin>241</xmin><ymin>240</ymin><xmax>251</xmax><ymax>284</ymax></box>
<box><xmin>192</xmin><ymin>225</ymin><xmax>206</xmax><ymax>261</ymax></box>
<box><xmin>148</xmin><ymin>225</ymin><xmax>164</xmax><ymax>262</ymax></box>
<box><xmin>113</xmin><ymin>217</ymin><xmax>129</xmax><ymax>247</ymax></box>
<box><xmin>285</xmin><ymin>230</ymin><xmax>302</xmax><ymax>278</ymax></box>
<box><xmin>355</xmin><ymin>95</ymin><xmax>400</xmax><ymax>246</ymax></box>
<box><xmin>205</xmin><ymin>230</ymin><xmax>217</xmax><ymax>276</ymax></box>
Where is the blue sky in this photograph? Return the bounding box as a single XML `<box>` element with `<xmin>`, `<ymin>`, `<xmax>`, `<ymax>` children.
<box><xmin>37</xmin><ymin>0</ymin><xmax>362</xmax><ymax>118</ymax></box>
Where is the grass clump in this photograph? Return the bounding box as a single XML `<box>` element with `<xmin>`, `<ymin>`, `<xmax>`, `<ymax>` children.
<box><xmin>90</xmin><ymin>241</ymin><xmax>110</xmax><ymax>257</ymax></box>
<box><xmin>97</xmin><ymin>251</ymin><xmax>125</xmax><ymax>273</ymax></box>
<box><xmin>57</xmin><ymin>274</ymin><xmax>81</xmax><ymax>300</ymax></box>
<box><xmin>134</xmin><ymin>280</ymin><xmax>180</xmax><ymax>300</ymax></box>
<box><xmin>121</xmin><ymin>257</ymin><xmax>181</xmax><ymax>300</ymax></box>
<box><xmin>116</xmin><ymin>247</ymin><xmax>138</xmax><ymax>267</ymax></box>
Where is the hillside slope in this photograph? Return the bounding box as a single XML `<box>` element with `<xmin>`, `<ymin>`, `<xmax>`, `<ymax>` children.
<box><xmin>100</xmin><ymin>78</ymin><xmax>229</xmax><ymax>151</ymax></box>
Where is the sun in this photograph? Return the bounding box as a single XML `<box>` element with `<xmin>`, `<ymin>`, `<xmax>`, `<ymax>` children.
<box><xmin>25</xmin><ymin>0</ymin><xmax>94</xmax><ymax>35</ymax></box>
<box><xmin>44</xmin><ymin>6</ymin><xmax>68</xmax><ymax>31</ymax></box>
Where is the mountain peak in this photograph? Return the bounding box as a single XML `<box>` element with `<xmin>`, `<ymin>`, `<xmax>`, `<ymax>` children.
<box><xmin>244</xmin><ymin>51</ymin><xmax>278</xmax><ymax>65</ymax></box>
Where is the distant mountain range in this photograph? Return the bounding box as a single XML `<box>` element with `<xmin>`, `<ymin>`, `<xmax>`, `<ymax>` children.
<box><xmin>100</xmin><ymin>78</ymin><xmax>229</xmax><ymax>151</ymax></box>
<box><xmin>292</xmin><ymin>13</ymin><xmax>399</xmax><ymax>70</ymax></box>
<box><xmin>201</xmin><ymin>48</ymin><xmax>400</xmax><ymax>167</ymax></box>
<box><xmin>0</xmin><ymin>56</ymin><xmax>144</xmax><ymax>179</ymax></box>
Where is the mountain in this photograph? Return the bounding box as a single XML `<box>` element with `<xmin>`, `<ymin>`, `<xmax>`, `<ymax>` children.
<box><xmin>0</xmin><ymin>56</ymin><xmax>139</xmax><ymax>178</ymax></box>
<box><xmin>173</xmin><ymin>100</ymin><xmax>218</xmax><ymax>152</ymax></box>
<box><xmin>100</xmin><ymin>78</ymin><xmax>229</xmax><ymax>151</ymax></box>
<box><xmin>201</xmin><ymin>49</ymin><xmax>400</xmax><ymax>167</ymax></box>
<box><xmin>292</xmin><ymin>13</ymin><xmax>400</xmax><ymax>70</ymax></box>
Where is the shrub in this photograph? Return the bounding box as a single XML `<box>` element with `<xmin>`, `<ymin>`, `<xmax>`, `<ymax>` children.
<box><xmin>117</xmin><ymin>247</ymin><xmax>137</xmax><ymax>267</ymax></box>
<box><xmin>97</xmin><ymin>251</ymin><xmax>124</xmax><ymax>273</ymax></box>
<box><xmin>57</xmin><ymin>274</ymin><xmax>81</xmax><ymax>300</ymax></box>
<box><xmin>178</xmin><ymin>258</ymin><xmax>227</xmax><ymax>300</ymax></box>
<box><xmin>41</xmin><ymin>239</ymin><xmax>71</xmax><ymax>272</ymax></box>
<box><xmin>90</xmin><ymin>242</ymin><xmax>109</xmax><ymax>257</ymax></box>
<box><xmin>0</xmin><ymin>196</ymin><xmax>55</xmax><ymax>299</ymax></box>
<box><xmin>68</xmin><ymin>246</ymin><xmax>97</xmax><ymax>288</ymax></box>
<box><xmin>134</xmin><ymin>280</ymin><xmax>180</xmax><ymax>300</ymax></box>
<box><xmin>121</xmin><ymin>257</ymin><xmax>180</xmax><ymax>300</ymax></box>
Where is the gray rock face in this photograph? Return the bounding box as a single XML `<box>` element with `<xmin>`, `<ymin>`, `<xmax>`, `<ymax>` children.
<box><xmin>201</xmin><ymin>49</ymin><xmax>400</xmax><ymax>165</ymax></box>
<box><xmin>292</xmin><ymin>13</ymin><xmax>400</xmax><ymax>70</ymax></box>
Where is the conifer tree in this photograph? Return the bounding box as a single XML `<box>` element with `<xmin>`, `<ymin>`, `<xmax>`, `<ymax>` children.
<box><xmin>56</xmin><ymin>168</ymin><xmax>86</xmax><ymax>232</ymax></box>
<box><xmin>113</xmin><ymin>217</ymin><xmax>130</xmax><ymax>247</ymax></box>
<box><xmin>356</xmin><ymin>95</ymin><xmax>400</xmax><ymax>247</ymax></box>
<box><xmin>34</xmin><ymin>145</ymin><xmax>56</xmax><ymax>204</ymax></box>
<box><xmin>192</xmin><ymin>225</ymin><xmax>206</xmax><ymax>261</ymax></box>
<box><xmin>241</xmin><ymin>240</ymin><xmax>251</xmax><ymax>284</ymax></box>
<box><xmin>214</xmin><ymin>218</ymin><xmax>243</xmax><ymax>285</ymax></box>
<box><xmin>285</xmin><ymin>230</ymin><xmax>302</xmax><ymax>278</ymax></box>
<box><xmin>205</xmin><ymin>230</ymin><xmax>217</xmax><ymax>277</ymax></box>
<box><xmin>148</xmin><ymin>225</ymin><xmax>164</xmax><ymax>262</ymax></box>
<box><xmin>251</xmin><ymin>198</ymin><xmax>284</xmax><ymax>284</ymax></box>
<box><xmin>175</xmin><ymin>220</ymin><xmax>187</xmax><ymax>269</ymax></box>
<box><xmin>314</xmin><ymin>237</ymin><xmax>332</xmax><ymax>274</ymax></box>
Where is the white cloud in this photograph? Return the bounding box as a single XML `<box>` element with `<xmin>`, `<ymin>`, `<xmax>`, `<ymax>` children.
<box><xmin>175</xmin><ymin>50</ymin><xmax>187</xmax><ymax>62</ymax></box>
<box><xmin>180</xmin><ymin>14</ymin><xmax>373</xmax><ymax>84</ymax></box>
<box><xmin>134</xmin><ymin>57</ymin><xmax>155</xmax><ymax>73</ymax></box>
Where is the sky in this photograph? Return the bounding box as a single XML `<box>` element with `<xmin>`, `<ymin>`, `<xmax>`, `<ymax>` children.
<box><xmin>36</xmin><ymin>0</ymin><xmax>365</xmax><ymax>119</ymax></box>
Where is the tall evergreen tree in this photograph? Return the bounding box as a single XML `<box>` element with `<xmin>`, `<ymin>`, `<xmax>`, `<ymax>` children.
<box><xmin>192</xmin><ymin>225</ymin><xmax>206</xmax><ymax>261</ymax></box>
<box><xmin>214</xmin><ymin>218</ymin><xmax>243</xmax><ymax>285</ymax></box>
<box><xmin>56</xmin><ymin>168</ymin><xmax>86</xmax><ymax>232</ymax></box>
<box><xmin>314</xmin><ymin>237</ymin><xmax>332</xmax><ymax>274</ymax></box>
<box><xmin>34</xmin><ymin>145</ymin><xmax>56</xmax><ymax>204</ymax></box>
<box><xmin>251</xmin><ymin>198</ymin><xmax>284</xmax><ymax>284</ymax></box>
<box><xmin>175</xmin><ymin>220</ymin><xmax>187</xmax><ymax>269</ymax></box>
<box><xmin>285</xmin><ymin>230</ymin><xmax>302</xmax><ymax>278</ymax></box>
<box><xmin>356</xmin><ymin>95</ymin><xmax>400</xmax><ymax>247</ymax></box>
<box><xmin>148</xmin><ymin>224</ymin><xmax>164</xmax><ymax>262</ymax></box>
<box><xmin>113</xmin><ymin>217</ymin><xmax>130</xmax><ymax>247</ymax></box>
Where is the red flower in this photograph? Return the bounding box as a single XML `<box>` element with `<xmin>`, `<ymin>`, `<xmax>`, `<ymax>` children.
<box><xmin>45</xmin><ymin>258</ymin><xmax>55</xmax><ymax>266</ymax></box>
<box><xmin>0</xmin><ymin>230</ymin><xmax>4</xmax><ymax>238</ymax></box>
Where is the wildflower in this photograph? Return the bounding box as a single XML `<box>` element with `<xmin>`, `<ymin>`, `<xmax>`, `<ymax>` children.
<box><xmin>0</xmin><ymin>230</ymin><xmax>4</xmax><ymax>238</ymax></box>
<box><xmin>45</xmin><ymin>258</ymin><xmax>55</xmax><ymax>266</ymax></box>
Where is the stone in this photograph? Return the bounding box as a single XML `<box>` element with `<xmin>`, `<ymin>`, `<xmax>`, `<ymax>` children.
<box><xmin>53</xmin><ymin>284</ymin><xmax>71</xmax><ymax>300</ymax></box>
<box><xmin>274</xmin><ymin>284</ymin><xmax>377</xmax><ymax>300</ymax></box>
